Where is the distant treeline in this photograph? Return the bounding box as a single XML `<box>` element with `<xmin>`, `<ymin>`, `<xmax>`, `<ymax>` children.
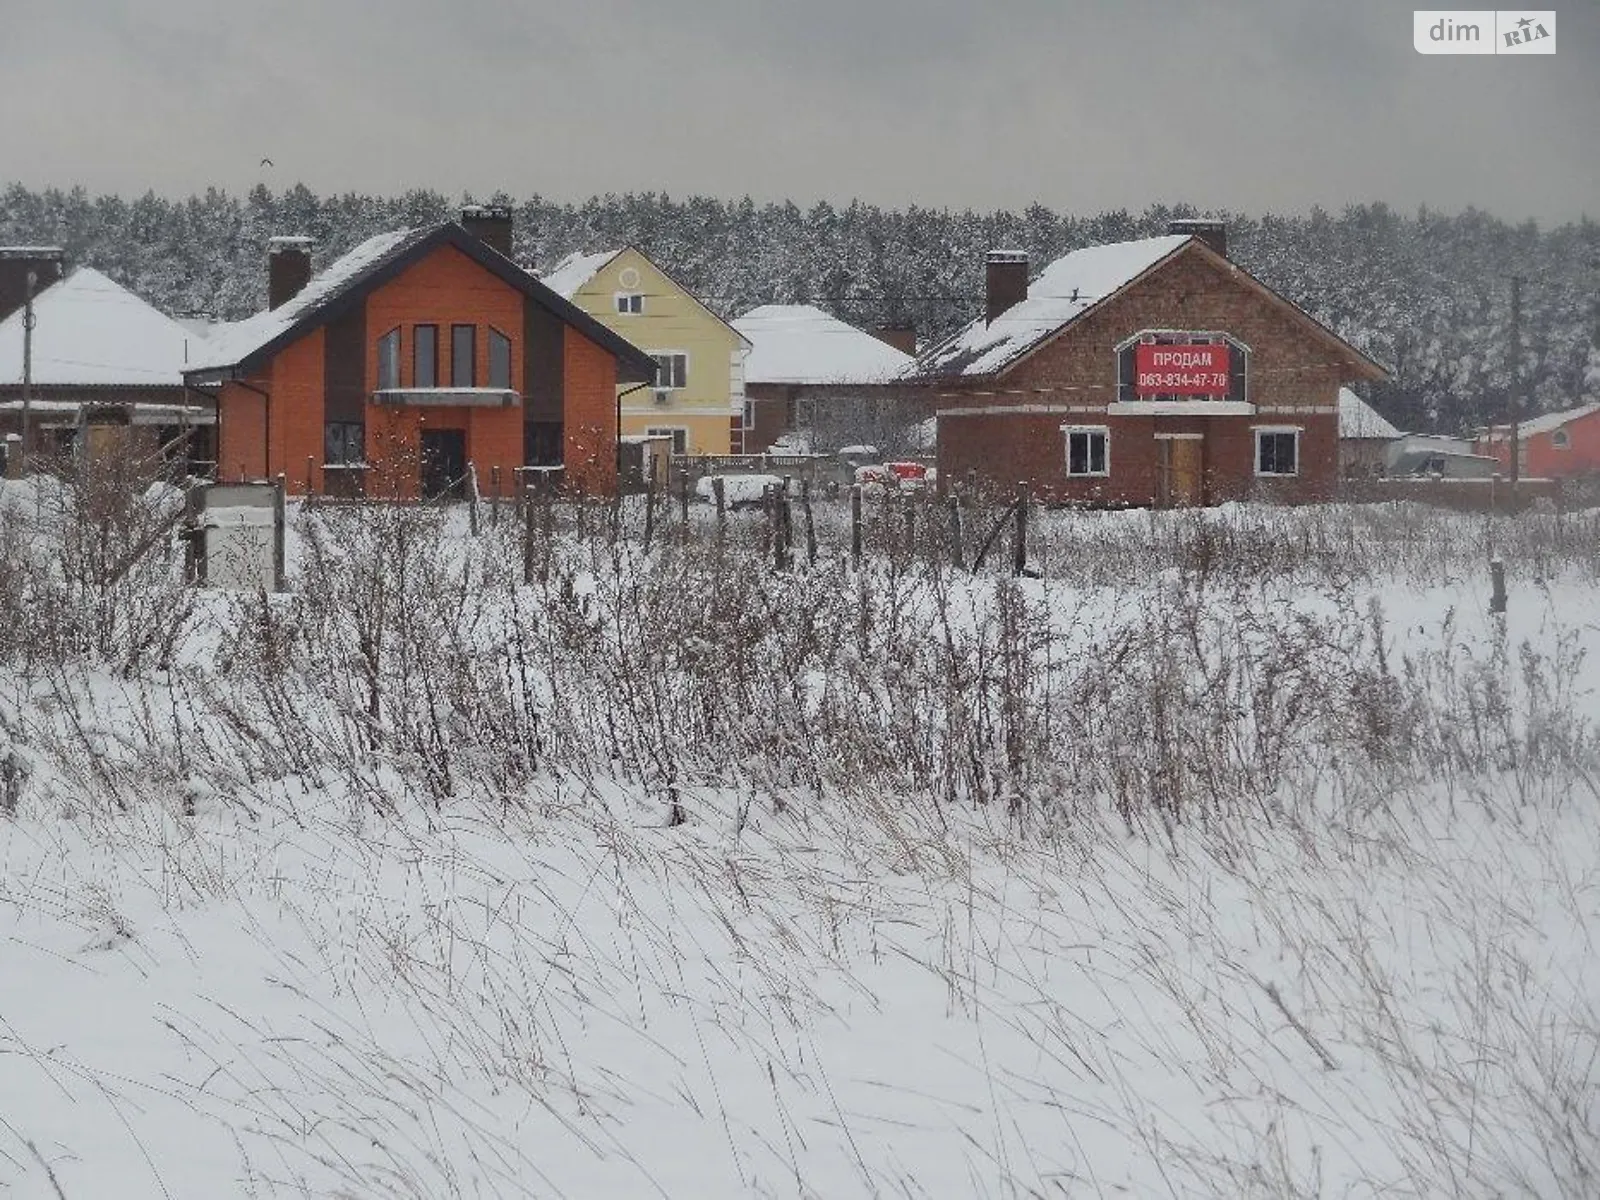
<box><xmin>2</xmin><ymin>181</ymin><xmax>1596</xmax><ymax>433</ymax></box>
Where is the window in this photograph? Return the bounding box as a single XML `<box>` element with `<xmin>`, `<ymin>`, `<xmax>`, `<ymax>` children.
<box><xmin>325</xmin><ymin>421</ymin><xmax>365</xmax><ymax>465</ymax></box>
<box><xmin>615</xmin><ymin>293</ymin><xmax>644</xmax><ymax>315</ymax></box>
<box><xmin>451</xmin><ymin>324</ymin><xmax>476</xmax><ymax>387</ymax></box>
<box><xmin>653</xmin><ymin>352</ymin><xmax>688</xmax><ymax>390</ymax></box>
<box><xmin>647</xmin><ymin>426</ymin><xmax>689</xmax><ymax>454</ymax></box>
<box><xmin>1065</xmin><ymin>427</ymin><xmax>1109</xmax><ymax>476</ymax></box>
<box><xmin>742</xmin><ymin>400</ymin><xmax>755</xmax><ymax>430</ymax></box>
<box><xmin>1255</xmin><ymin>428</ymin><xmax>1300</xmax><ymax>476</ymax></box>
<box><xmin>1552</xmin><ymin>428</ymin><xmax>1570</xmax><ymax>450</ymax></box>
<box><xmin>488</xmin><ymin>328</ymin><xmax>512</xmax><ymax>389</ymax></box>
<box><xmin>413</xmin><ymin>324</ymin><xmax>438</xmax><ymax>388</ymax></box>
<box><xmin>377</xmin><ymin>328</ymin><xmax>401</xmax><ymax>390</ymax></box>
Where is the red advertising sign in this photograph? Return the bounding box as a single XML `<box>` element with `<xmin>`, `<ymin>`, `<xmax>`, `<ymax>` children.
<box><xmin>1134</xmin><ymin>342</ymin><xmax>1230</xmax><ymax>395</ymax></box>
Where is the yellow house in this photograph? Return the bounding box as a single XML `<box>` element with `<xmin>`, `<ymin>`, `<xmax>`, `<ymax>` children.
<box><xmin>541</xmin><ymin>247</ymin><xmax>749</xmax><ymax>456</ymax></box>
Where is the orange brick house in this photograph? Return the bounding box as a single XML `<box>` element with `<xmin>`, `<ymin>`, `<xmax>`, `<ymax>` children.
<box><xmin>913</xmin><ymin>221</ymin><xmax>1388</xmax><ymax>506</ymax></box>
<box><xmin>185</xmin><ymin>209</ymin><xmax>657</xmax><ymax>498</ymax></box>
<box><xmin>1476</xmin><ymin>403</ymin><xmax>1600</xmax><ymax>480</ymax></box>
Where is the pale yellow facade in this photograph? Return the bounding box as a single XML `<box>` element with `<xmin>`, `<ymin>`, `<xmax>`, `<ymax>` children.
<box><xmin>561</xmin><ymin>248</ymin><xmax>749</xmax><ymax>455</ymax></box>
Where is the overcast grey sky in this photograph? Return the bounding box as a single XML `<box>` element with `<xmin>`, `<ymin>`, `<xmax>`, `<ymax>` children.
<box><xmin>1</xmin><ymin>0</ymin><xmax>1596</xmax><ymax>223</ymax></box>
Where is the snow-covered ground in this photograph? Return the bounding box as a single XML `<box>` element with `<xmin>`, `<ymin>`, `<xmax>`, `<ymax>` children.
<box><xmin>2</xmin><ymin>487</ymin><xmax>1597</xmax><ymax>1198</ymax></box>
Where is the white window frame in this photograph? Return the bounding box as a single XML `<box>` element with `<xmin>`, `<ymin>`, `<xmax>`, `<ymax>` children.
<box><xmin>1253</xmin><ymin>425</ymin><xmax>1301</xmax><ymax>477</ymax></box>
<box><xmin>1062</xmin><ymin>424</ymin><xmax>1110</xmax><ymax>477</ymax></box>
<box><xmin>741</xmin><ymin>400</ymin><xmax>755</xmax><ymax>430</ymax></box>
<box><xmin>652</xmin><ymin>351</ymin><xmax>688</xmax><ymax>391</ymax></box>
<box><xmin>615</xmin><ymin>292</ymin><xmax>644</xmax><ymax>315</ymax></box>
<box><xmin>646</xmin><ymin>425</ymin><xmax>689</xmax><ymax>455</ymax></box>
<box><xmin>1551</xmin><ymin>428</ymin><xmax>1570</xmax><ymax>450</ymax></box>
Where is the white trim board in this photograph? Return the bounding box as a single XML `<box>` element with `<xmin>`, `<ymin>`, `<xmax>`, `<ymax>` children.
<box><xmin>1107</xmin><ymin>400</ymin><xmax>1255</xmax><ymax>417</ymax></box>
<box><xmin>937</xmin><ymin>404</ymin><xmax>1085</xmax><ymax>417</ymax></box>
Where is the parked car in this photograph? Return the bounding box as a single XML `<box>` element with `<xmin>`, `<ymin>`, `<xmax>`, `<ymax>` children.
<box><xmin>694</xmin><ymin>473</ymin><xmax>789</xmax><ymax>511</ymax></box>
<box><xmin>854</xmin><ymin>461</ymin><xmax>937</xmax><ymax>497</ymax></box>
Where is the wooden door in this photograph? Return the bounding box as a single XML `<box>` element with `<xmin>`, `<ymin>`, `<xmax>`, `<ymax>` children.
<box><xmin>1159</xmin><ymin>438</ymin><xmax>1204</xmax><ymax>507</ymax></box>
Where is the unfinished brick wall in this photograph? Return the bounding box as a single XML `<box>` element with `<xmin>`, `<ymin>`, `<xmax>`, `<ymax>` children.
<box><xmin>935</xmin><ymin>244</ymin><xmax>1366</xmax><ymax>506</ymax></box>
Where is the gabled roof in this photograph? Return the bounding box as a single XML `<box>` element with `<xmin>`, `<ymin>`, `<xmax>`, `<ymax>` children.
<box><xmin>1480</xmin><ymin>402</ymin><xmax>1600</xmax><ymax>441</ymax></box>
<box><xmin>1338</xmin><ymin>388</ymin><xmax>1400</xmax><ymax>440</ymax></box>
<box><xmin>0</xmin><ymin>267</ymin><xmax>205</xmax><ymax>388</ymax></box>
<box><xmin>733</xmin><ymin>305</ymin><xmax>912</xmax><ymax>386</ymax></box>
<box><xmin>186</xmin><ymin>223</ymin><xmax>658</xmax><ymax>386</ymax></box>
<box><xmin>540</xmin><ymin>249</ymin><xmax>624</xmax><ymax>300</ymax></box>
<box><xmin>541</xmin><ymin>245</ymin><xmax>751</xmax><ymax>349</ymax></box>
<box><xmin>917</xmin><ymin>236</ymin><xmax>1189</xmax><ymax>379</ymax></box>
<box><xmin>912</xmin><ymin>234</ymin><xmax>1387</xmax><ymax>383</ymax></box>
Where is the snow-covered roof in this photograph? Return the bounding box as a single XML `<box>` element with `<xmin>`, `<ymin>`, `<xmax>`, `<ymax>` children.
<box><xmin>914</xmin><ymin>235</ymin><xmax>1190</xmax><ymax>379</ymax></box>
<box><xmin>539</xmin><ymin>249</ymin><xmax>622</xmax><ymax>301</ymax></box>
<box><xmin>189</xmin><ymin>228</ymin><xmax>425</xmax><ymax>374</ymax></box>
<box><xmin>732</xmin><ymin>305</ymin><xmax>913</xmax><ymax>386</ymax></box>
<box><xmin>0</xmin><ymin>267</ymin><xmax>206</xmax><ymax>388</ymax></box>
<box><xmin>1338</xmin><ymin>388</ymin><xmax>1400</xmax><ymax>440</ymax></box>
<box><xmin>1480</xmin><ymin>403</ymin><xmax>1600</xmax><ymax>441</ymax></box>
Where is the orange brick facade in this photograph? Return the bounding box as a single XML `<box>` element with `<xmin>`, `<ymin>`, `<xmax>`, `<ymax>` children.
<box><xmin>934</xmin><ymin>247</ymin><xmax>1375</xmax><ymax>506</ymax></box>
<box><xmin>216</xmin><ymin>242</ymin><xmax>628</xmax><ymax>497</ymax></box>
<box><xmin>1477</xmin><ymin>408</ymin><xmax>1600</xmax><ymax>480</ymax></box>
<box><xmin>562</xmin><ymin>325</ymin><xmax>619</xmax><ymax>495</ymax></box>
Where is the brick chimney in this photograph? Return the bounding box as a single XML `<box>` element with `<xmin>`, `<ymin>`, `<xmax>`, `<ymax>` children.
<box><xmin>1167</xmin><ymin>219</ymin><xmax>1227</xmax><ymax>260</ymax></box>
<box><xmin>0</xmin><ymin>246</ymin><xmax>65</xmax><ymax>324</ymax></box>
<box><xmin>985</xmin><ymin>251</ymin><xmax>1028</xmax><ymax>324</ymax></box>
<box><xmin>872</xmin><ymin>326</ymin><xmax>917</xmax><ymax>355</ymax></box>
<box><xmin>268</xmin><ymin>236</ymin><xmax>314</xmax><ymax>310</ymax></box>
<box><xmin>461</xmin><ymin>204</ymin><xmax>514</xmax><ymax>258</ymax></box>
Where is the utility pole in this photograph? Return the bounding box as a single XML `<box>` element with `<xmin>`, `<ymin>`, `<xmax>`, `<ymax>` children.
<box><xmin>21</xmin><ymin>269</ymin><xmax>36</xmax><ymax>476</ymax></box>
<box><xmin>1507</xmin><ymin>274</ymin><xmax>1521</xmax><ymax>488</ymax></box>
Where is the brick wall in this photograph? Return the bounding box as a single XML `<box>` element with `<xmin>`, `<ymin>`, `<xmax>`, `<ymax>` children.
<box><xmin>936</xmin><ymin>245</ymin><xmax>1359</xmax><ymax>506</ymax></box>
<box><xmin>217</xmin><ymin>380</ymin><xmax>267</xmax><ymax>481</ymax></box>
<box><xmin>272</xmin><ymin>328</ymin><xmax>326</xmax><ymax>493</ymax></box>
<box><xmin>1342</xmin><ymin>476</ymin><xmax>1563</xmax><ymax>512</ymax></box>
<box><xmin>563</xmin><ymin>325</ymin><xmax>618</xmax><ymax>494</ymax></box>
<box><xmin>1478</xmin><ymin>410</ymin><xmax>1600</xmax><ymax>480</ymax></box>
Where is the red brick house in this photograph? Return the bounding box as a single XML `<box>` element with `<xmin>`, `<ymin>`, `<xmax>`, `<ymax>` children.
<box><xmin>185</xmin><ymin>209</ymin><xmax>657</xmax><ymax>498</ymax></box>
<box><xmin>1476</xmin><ymin>403</ymin><xmax>1600</xmax><ymax>480</ymax></box>
<box><xmin>914</xmin><ymin>222</ymin><xmax>1387</xmax><ymax>505</ymax></box>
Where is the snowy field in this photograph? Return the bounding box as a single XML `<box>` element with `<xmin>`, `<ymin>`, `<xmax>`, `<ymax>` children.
<box><xmin>1</xmin><ymin>479</ymin><xmax>1597</xmax><ymax>1198</ymax></box>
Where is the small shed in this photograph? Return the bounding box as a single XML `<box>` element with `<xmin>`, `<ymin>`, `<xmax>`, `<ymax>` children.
<box><xmin>1337</xmin><ymin>388</ymin><xmax>1400</xmax><ymax>476</ymax></box>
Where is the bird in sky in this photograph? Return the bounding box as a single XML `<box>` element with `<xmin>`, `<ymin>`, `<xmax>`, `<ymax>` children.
<box><xmin>260</xmin><ymin>157</ymin><xmax>275</xmax><ymax>168</ymax></box>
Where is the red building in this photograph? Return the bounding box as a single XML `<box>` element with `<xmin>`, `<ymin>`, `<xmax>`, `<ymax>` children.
<box><xmin>185</xmin><ymin>208</ymin><xmax>657</xmax><ymax>498</ymax></box>
<box><xmin>1476</xmin><ymin>403</ymin><xmax>1600</xmax><ymax>480</ymax></box>
<box><xmin>914</xmin><ymin>222</ymin><xmax>1387</xmax><ymax>505</ymax></box>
